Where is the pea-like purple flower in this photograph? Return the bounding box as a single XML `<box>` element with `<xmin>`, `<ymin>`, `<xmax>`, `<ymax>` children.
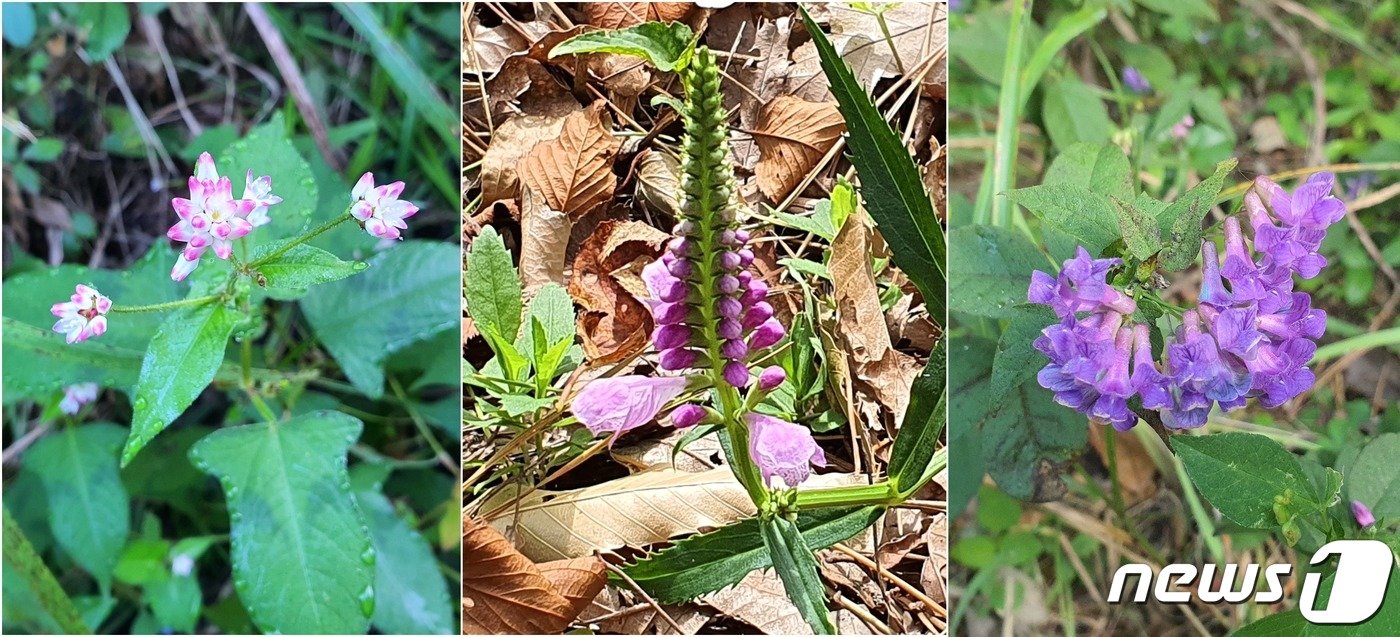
<box><xmin>1122</xmin><ymin>66</ymin><xmax>1151</xmax><ymax>94</ymax></box>
<box><xmin>1353</xmin><ymin>500</ymin><xmax>1376</xmax><ymax>528</ymax></box>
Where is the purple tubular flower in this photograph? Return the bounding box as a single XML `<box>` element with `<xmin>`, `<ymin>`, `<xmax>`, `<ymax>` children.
<box><xmin>1122</xmin><ymin>66</ymin><xmax>1151</xmax><ymax>93</ymax></box>
<box><xmin>758</xmin><ymin>366</ymin><xmax>786</xmax><ymax>391</ymax></box>
<box><xmin>1027</xmin><ymin>247</ymin><xmax>1135</xmax><ymax>318</ymax></box>
<box><xmin>1247</xmin><ymin>173</ymin><xmax>1343</xmax><ymax>282</ymax></box>
<box><xmin>724</xmin><ymin>361</ymin><xmax>750</xmax><ymax>387</ymax></box>
<box><xmin>746</xmin><ymin>413</ymin><xmax>827</xmax><ymax>488</ymax></box>
<box><xmin>1353</xmin><ymin>500</ymin><xmax>1376</xmax><ymax>528</ymax></box>
<box><xmin>1090</xmin><ymin>329</ymin><xmax>1137</xmax><ymax>431</ymax></box>
<box><xmin>1164</xmin><ymin>311</ymin><xmax>1251</xmax><ymax>427</ymax></box>
<box><xmin>1130</xmin><ymin>325</ymin><xmax>1171</xmax><ymax>410</ymax></box>
<box><xmin>671</xmin><ymin>404</ymin><xmax>708</xmax><ymax>428</ymax></box>
<box><xmin>654</xmin><ymin>325</ymin><xmax>691</xmax><ymax>350</ymax></box>
<box><xmin>658</xmin><ymin>348</ymin><xmax>698</xmax><ymax>370</ymax></box>
<box><xmin>748</xmin><ymin>318</ymin><xmax>786</xmax><ymax>350</ymax></box>
<box><xmin>571</xmin><ymin>375</ymin><xmax>690</xmax><ymax>438</ymax></box>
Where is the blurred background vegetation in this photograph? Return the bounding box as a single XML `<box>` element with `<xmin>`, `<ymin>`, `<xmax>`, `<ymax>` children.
<box><xmin>946</xmin><ymin>1</ymin><xmax>1399</xmax><ymax>634</ymax></box>
<box><xmin>2</xmin><ymin>3</ymin><xmax>460</xmax><ymax>634</ymax></box>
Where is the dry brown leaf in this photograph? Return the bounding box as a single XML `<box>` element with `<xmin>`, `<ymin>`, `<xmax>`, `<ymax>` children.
<box><xmin>582</xmin><ymin>589</ymin><xmax>710</xmax><ymax>634</ymax></box>
<box><xmin>568</xmin><ymin>219</ymin><xmax>668</xmax><ymax>364</ymax></box>
<box><xmin>1089</xmin><ymin>426</ymin><xmax>1159</xmax><ymax>506</ymax></box>
<box><xmin>519</xmin><ymin>186</ymin><xmax>573</xmax><ymax>292</ymax></box>
<box><xmin>464</xmin><ymin>16</ymin><xmax>549</xmax><ymax>76</ymax></box>
<box><xmin>519</xmin><ymin>102</ymin><xmax>621</xmax><ymax>217</ymax></box>
<box><xmin>486</xmin><ymin>56</ymin><xmax>580</xmax><ymax>121</ymax></box>
<box><xmin>611</xmin><ymin>428</ymin><xmax>724</xmax><ymax>473</ymax></box>
<box><xmin>480</xmin><ymin>112</ymin><xmax>572</xmax><ymax>205</ymax></box>
<box><xmin>753</xmin><ymin>96</ymin><xmax>845</xmax><ymax>200</ymax></box>
<box><xmin>584</xmin><ymin>2</ymin><xmax>694</xmax><ymax>29</ymax></box>
<box><xmin>634</xmin><ymin>149</ymin><xmax>682</xmax><ymax>215</ymax></box>
<box><xmin>703</xmin><ymin>569</ymin><xmax>812</xmax><ymax>635</ymax></box>
<box><xmin>536</xmin><ymin>557</ymin><xmax>609</xmax><ymax>621</ymax></box>
<box><xmin>921</xmin><ymin>513</ymin><xmax>949</xmax><ymax>608</ymax></box>
<box><xmin>461</xmin><ymin>515</ymin><xmax>577</xmax><ymax>634</ymax></box>
<box><xmin>828</xmin><ymin>3</ymin><xmax>945</xmax><ymax>91</ymax></box>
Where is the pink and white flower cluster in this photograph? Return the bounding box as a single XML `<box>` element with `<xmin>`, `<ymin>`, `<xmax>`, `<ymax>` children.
<box><xmin>167</xmin><ymin>152</ymin><xmax>282</xmax><ymax>281</ymax></box>
<box><xmin>51</xmin><ymin>284</ymin><xmax>111</xmax><ymax>344</ymax></box>
<box><xmin>351</xmin><ymin>172</ymin><xmax>418</xmax><ymax>240</ymax></box>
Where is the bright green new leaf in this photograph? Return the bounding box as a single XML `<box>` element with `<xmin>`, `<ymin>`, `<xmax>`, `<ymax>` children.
<box><xmin>302</xmin><ymin>241</ymin><xmax>459</xmax><ymax>398</ymax></box>
<box><xmin>889</xmin><ymin>341</ymin><xmax>946</xmax><ymax>497</ymax></box>
<box><xmin>122</xmin><ymin>303</ymin><xmax>241</xmax><ymax>466</ymax></box>
<box><xmin>188</xmin><ymin>411</ymin><xmax>373</xmax><ymax>635</ymax></box>
<box><xmin>550</xmin><ymin>22</ymin><xmax>695</xmax><ymax>72</ymax></box>
<box><xmin>1175</xmin><ymin>432</ymin><xmax>1319</xmax><ymax>529</ymax></box>
<box><xmin>250</xmin><ymin>243</ymin><xmax>365</xmax><ymax>294</ymax></box>
<box><xmin>464</xmin><ymin>226</ymin><xmax>523</xmax><ymax>341</ymax></box>
<box><xmin>26</xmin><ymin>424</ymin><xmax>130</xmax><ymax>588</ymax></box>
<box><xmin>354</xmin><ymin>489</ymin><xmax>455</xmax><ymax>635</ymax></box>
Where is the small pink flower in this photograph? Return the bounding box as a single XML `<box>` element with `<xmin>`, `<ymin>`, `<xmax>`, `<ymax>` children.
<box><xmin>167</xmin><ymin>152</ymin><xmax>258</xmax><ymax>281</ymax></box>
<box><xmin>51</xmin><ymin>284</ymin><xmax>111</xmax><ymax>344</ymax></box>
<box><xmin>746</xmin><ymin>413</ymin><xmax>826</xmax><ymax>488</ymax></box>
<box><xmin>350</xmin><ymin>172</ymin><xmax>419</xmax><ymax>240</ymax></box>
<box><xmin>59</xmin><ymin>383</ymin><xmax>99</xmax><ymax>415</ymax></box>
<box><xmin>1171</xmin><ymin>114</ymin><xmax>1195</xmax><ymax>141</ymax></box>
<box><xmin>241</xmin><ymin>170</ymin><xmax>282</xmax><ymax>227</ymax></box>
<box><xmin>571</xmin><ymin>375</ymin><xmax>690</xmax><ymax>438</ymax></box>
<box><xmin>1353</xmin><ymin>500</ymin><xmax>1376</xmax><ymax>528</ymax></box>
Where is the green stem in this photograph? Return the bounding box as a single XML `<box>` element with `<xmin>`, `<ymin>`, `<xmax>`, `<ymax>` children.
<box><xmin>245</xmin><ymin>210</ymin><xmax>354</xmax><ymax>269</ymax></box>
<box><xmin>109</xmin><ymin>295</ymin><xmax>219</xmax><ymax>314</ymax></box>
<box><xmin>246</xmin><ymin>390</ymin><xmax>279</xmax><ymax>423</ymax></box>
<box><xmin>3</xmin><ymin>508</ymin><xmax>91</xmax><ymax>634</ymax></box>
<box><xmin>795</xmin><ymin>481</ymin><xmax>899</xmax><ymax>509</ymax></box>
<box><xmin>873</xmin><ymin>9</ymin><xmax>905</xmax><ymax>75</ymax></box>
<box><xmin>987</xmin><ymin>0</ymin><xmax>1030</xmax><ymax>227</ymax></box>
<box><xmin>1313</xmin><ymin>327</ymin><xmax>1400</xmax><ymax>362</ymax></box>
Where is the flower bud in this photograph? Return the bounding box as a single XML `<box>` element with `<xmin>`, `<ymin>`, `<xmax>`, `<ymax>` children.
<box><xmin>719</xmin><ymin>251</ymin><xmax>741</xmax><ymax>270</ymax></box>
<box><xmin>723</xmin><ymin>361</ymin><xmax>750</xmax><ymax>387</ymax></box>
<box><xmin>658</xmin><ymin>348</ymin><xmax>698</xmax><ymax>370</ymax></box>
<box><xmin>718</xmin><ymin>297</ymin><xmax>743</xmax><ymax>319</ymax></box>
<box><xmin>748</xmin><ymin>318</ymin><xmax>786</xmax><ymax>350</ymax></box>
<box><xmin>1353</xmin><ymin>500</ymin><xmax>1376</xmax><ymax>527</ymax></box>
<box><xmin>718</xmin><ymin>275</ymin><xmax>740</xmax><ymax>294</ymax></box>
<box><xmin>670</xmin><ymin>404</ymin><xmax>708</xmax><ymax>428</ymax></box>
<box><xmin>721</xmin><ymin>338</ymin><xmax>748</xmax><ymax>360</ymax></box>
<box><xmin>653</xmin><ymin>302</ymin><xmax>690</xmax><ymax>325</ymax></box>
<box><xmin>742</xmin><ymin>301</ymin><xmax>774</xmax><ymax>329</ymax></box>
<box><xmin>717</xmin><ymin>318</ymin><xmax>742</xmax><ymax>340</ymax></box>
<box><xmin>741</xmin><ymin>280</ymin><xmax>769</xmax><ymax>305</ymax></box>
<box><xmin>758</xmin><ymin>366</ymin><xmax>786</xmax><ymax>391</ymax></box>
<box><xmin>654</xmin><ymin>325</ymin><xmax>691</xmax><ymax>350</ymax></box>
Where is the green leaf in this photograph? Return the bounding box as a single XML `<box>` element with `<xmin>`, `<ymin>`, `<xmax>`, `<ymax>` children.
<box><xmin>188</xmin><ymin>411</ymin><xmax>373</xmax><ymax>635</ymax></box>
<box><xmin>122</xmin><ymin>303</ymin><xmax>241</xmax><ymax>466</ymax></box>
<box><xmin>147</xmin><ymin>573</ymin><xmax>201</xmax><ymax>634</ymax></box>
<box><xmin>1157</xmin><ymin>158</ymin><xmax>1237</xmax><ymax>271</ymax></box>
<box><xmin>760</xmin><ymin>517</ymin><xmax>835</xmax><ymax>634</ymax></box>
<box><xmin>75</xmin><ymin>4</ymin><xmax>131</xmax><ymax>62</ymax></box>
<box><xmin>990</xmin><ymin>305</ymin><xmax>1056</xmax><ymax>399</ymax></box>
<box><xmin>1112</xmin><ymin>196</ymin><xmax>1163</xmax><ymax>261</ymax></box>
<box><xmin>623</xmin><ymin>506</ymin><xmax>882</xmax><ymax>602</ymax></box>
<box><xmin>800</xmin><ymin>7</ymin><xmax>946</xmax><ymax>319</ymax></box>
<box><xmin>26</xmin><ymin>424</ymin><xmax>130</xmax><ymax>588</ymax></box>
<box><xmin>334</xmin><ymin>4</ymin><xmax>457</xmax><ymax>149</ymax></box>
<box><xmin>302</xmin><ymin>241</ymin><xmax>459</xmax><ymax>398</ymax></box>
<box><xmin>354</xmin><ymin>489</ymin><xmax>454</xmax><ymax>635</ymax></box>
<box><xmin>772</xmin><ymin>207</ymin><xmax>837</xmax><ymax>242</ymax></box>
<box><xmin>550</xmin><ymin>22</ymin><xmax>695</xmax><ymax>73</ymax></box>
<box><xmin>889</xmin><ymin>341</ymin><xmax>946</xmax><ymax>497</ymax></box>
<box><xmin>947</xmin><ymin>225</ymin><xmax>1044</xmax><ymax>318</ymax></box>
<box><xmin>2</xmin><ymin>319</ymin><xmax>145</xmax><ymax>399</ymax></box>
<box><xmin>479</xmin><ymin>323</ymin><xmax>529</xmax><ymax>383</ymax></box>
<box><xmin>514</xmin><ymin>283</ymin><xmax>579</xmax><ymax>380</ymax></box>
<box><xmin>1006</xmin><ymin>184</ymin><xmax>1120</xmax><ymax>257</ymax></box>
<box><xmin>1231</xmin><ymin>610</ymin><xmax>1306</xmax><ymax>637</ymax></box>
<box><xmin>1041</xmin><ymin>77</ymin><xmax>1112</xmax><ymax>149</ymax></box>
<box><xmin>983</xmin><ymin>378</ymin><xmax>1087</xmax><ymax>502</ymax></box>
<box><xmin>250</xmin><ymin>243</ymin><xmax>365</xmax><ymax>294</ymax></box>
<box><xmin>216</xmin><ymin>114</ymin><xmax>318</xmax><ymax>252</ymax></box>
<box><xmin>463</xmin><ymin>226</ymin><xmax>523</xmax><ymax>340</ymax></box>
<box><xmin>1174</xmin><ymin>432</ymin><xmax>1319</xmax><ymax>529</ymax></box>
<box><xmin>1346</xmin><ymin>433</ymin><xmax>1400</xmax><ymax>518</ymax></box>
<box><xmin>1042</xmin><ymin>142</ymin><xmax>1133</xmax><ymax>198</ymax></box>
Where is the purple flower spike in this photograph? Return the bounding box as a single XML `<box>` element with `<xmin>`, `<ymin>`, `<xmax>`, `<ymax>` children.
<box><xmin>1353</xmin><ymin>500</ymin><xmax>1376</xmax><ymax>528</ymax></box>
<box><xmin>741</xmin><ymin>280</ymin><xmax>769</xmax><ymax>305</ymax></box>
<box><xmin>749</xmin><ymin>318</ymin><xmax>786</xmax><ymax>350</ymax></box>
<box><xmin>737</xmin><ymin>248</ymin><xmax>755</xmax><ymax>267</ymax></box>
<box><xmin>1090</xmin><ymin>329</ymin><xmax>1136</xmax><ymax>431</ymax></box>
<box><xmin>723</xmin><ymin>361</ymin><xmax>751</xmax><ymax>387</ymax></box>
<box><xmin>659</xmin><ymin>348</ymin><xmax>698</xmax><ymax>370</ymax></box>
<box><xmin>746</xmin><ymin>413</ymin><xmax>826</xmax><ymax>488</ymax></box>
<box><xmin>1131</xmin><ymin>325</ymin><xmax>1171</xmax><ymax>410</ymax></box>
<box><xmin>758</xmin><ymin>366</ymin><xmax>786</xmax><ymax>391</ymax></box>
<box><xmin>654</xmin><ymin>325</ymin><xmax>691</xmax><ymax>350</ymax></box>
<box><xmin>717</xmin><ymin>318</ymin><xmax>742</xmax><ymax>340</ymax></box>
<box><xmin>1028</xmin><ymin>247</ymin><xmax>1134</xmax><ymax>318</ymax></box>
<box><xmin>571</xmin><ymin>375</ymin><xmax>690</xmax><ymax>437</ymax></box>
<box><xmin>671</xmin><ymin>404</ymin><xmax>708</xmax><ymax>428</ymax></box>
<box><xmin>721</xmin><ymin>338</ymin><xmax>748</xmax><ymax>360</ymax></box>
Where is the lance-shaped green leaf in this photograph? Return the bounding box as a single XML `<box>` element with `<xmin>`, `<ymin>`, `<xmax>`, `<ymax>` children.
<box><xmin>122</xmin><ymin>302</ymin><xmax>240</xmax><ymax>466</ymax></box>
<box><xmin>249</xmin><ymin>243</ymin><xmax>366</xmax><ymax>294</ymax></box>
<box><xmin>302</xmin><ymin>241</ymin><xmax>458</xmax><ymax>398</ymax></box>
<box><xmin>1157</xmin><ymin>158</ymin><xmax>1237</xmax><ymax>271</ymax></box>
<box><xmin>550</xmin><ymin>22</ymin><xmax>695</xmax><ymax>72</ymax></box>
<box><xmin>354</xmin><ymin>488</ymin><xmax>454</xmax><ymax>635</ymax></box>
<box><xmin>761</xmin><ymin>516</ymin><xmax>835</xmax><ymax>634</ymax></box>
<box><xmin>889</xmin><ymin>341</ymin><xmax>947</xmax><ymax>497</ymax></box>
<box><xmin>188</xmin><ymin>411</ymin><xmax>373</xmax><ymax>635</ymax></box>
<box><xmin>1112</xmin><ymin>196</ymin><xmax>1163</xmax><ymax>261</ymax></box>
<box><xmin>1175</xmin><ymin>432</ymin><xmax>1319</xmax><ymax>529</ymax></box>
<box><xmin>463</xmin><ymin>226</ymin><xmax>523</xmax><ymax>341</ymax></box>
<box><xmin>622</xmin><ymin>506</ymin><xmax>881</xmax><ymax>603</ymax></box>
<box><xmin>26</xmin><ymin>424</ymin><xmax>130</xmax><ymax>588</ymax></box>
<box><xmin>799</xmin><ymin>7</ymin><xmax>946</xmax><ymax>319</ymax></box>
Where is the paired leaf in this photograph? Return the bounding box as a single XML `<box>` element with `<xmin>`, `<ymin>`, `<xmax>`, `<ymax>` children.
<box><xmin>188</xmin><ymin>411</ymin><xmax>373</xmax><ymax>635</ymax></box>
<box><xmin>800</xmin><ymin>7</ymin><xmax>947</xmax><ymax>319</ymax></box>
<box><xmin>550</xmin><ymin>21</ymin><xmax>695</xmax><ymax>72</ymax></box>
<box><xmin>354</xmin><ymin>489</ymin><xmax>455</xmax><ymax>635</ymax></box>
<box><xmin>1174</xmin><ymin>432</ymin><xmax>1319</xmax><ymax>529</ymax></box>
<box><xmin>761</xmin><ymin>517</ymin><xmax>836</xmax><ymax>634</ymax></box>
<box><xmin>302</xmin><ymin>241</ymin><xmax>459</xmax><ymax>398</ymax></box>
<box><xmin>623</xmin><ymin>506</ymin><xmax>882</xmax><ymax>602</ymax></box>
<box><xmin>464</xmin><ymin>227</ymin><xmax>524</xmax><ymax>341</ymax></box>
<box><xmin>122</xmin><ymin>302</ymin><xmax>241</xmax><ymax>466</ymax></box>
<box><xmin>26</xmin><ymin>424</ymin><xmax>130</xmax><ymax>588</ymax></box>
<box><xmin>1157</xmin><ymin>158</ymin><xmax>1237</xmax><ymax>270</ymax></box>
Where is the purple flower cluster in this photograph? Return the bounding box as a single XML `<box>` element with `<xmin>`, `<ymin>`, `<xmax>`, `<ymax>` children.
<box><xmin>641</xmin><ymin>225</ymin><xmax>787</xmax><ymax>389</ymax></box>
<box><xmin>1029</xmin><ymin>173</ymin><xmax>1343</xmax><ymax>430</ymax></box>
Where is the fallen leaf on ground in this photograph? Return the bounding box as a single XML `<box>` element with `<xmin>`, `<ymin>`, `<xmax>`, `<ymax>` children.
<box><xmin>568</xmin><ymin>219</ymin><xmax>668</xmax><ymax>364</ymax></box>
<box><xmin>480</xmin><ymin>112</ymin><xmax>573</xmax><ymax>205</ymax></box>
<box><xmin>703</xmin><ymin>569</ymin><xmax>812</xmax><ymax>635</ymax></box>
<box><xmin>753</xmin><ymin>96</ymin><xmax>845</xmax><ymax>200</ymax></box>
<box><xmin>536</xmin><ymin>557</ymin><xmax>609</xmax><ymax>619</ymax></box>
<box><xmin>519</xmin><ymin>184</ymin><xmax>574</xmax><ymax>292</ymax></box>
<box><xmin>461</xmin><ymin>515</ymin><xmax>583</xmax><ymax>634</ymax></box>
<box><xmin>634</xmin><ymin>149</ymin><xmax>682</xmax><ymax>216</ymax></box>
<box><xmin>486</xmin><ymin>56</ymin><xmax>580</xmax><ymax>121</ymax></box>
<box><xmin>827</xmin><ymin>3</ymin><xmax>945</xmax><ymax>90</ymax></box>
<box><xmin>611</xmin><ymin>428</ymin><xmax>724</xmax><ymax>473</ymax></box>
<box><xmin>519</xmin><ymin>102</ymin><xmax>621</xmax><ymax>217</ymax></box>
<box><xmin>1088</xmin><ymin>426</ymin><xmax>1159</xmax><ymax>506</ymax></box>
<box><xmin>581</xmin><ymin>589</ymin><xmax>710</xmax><ymax>634</ymax></box>
<box><xmin>584</xmin><ymin>2</ymin><xmax>694</xmax><ymax>28</ymax></box>
<box><xmin>921</xmin><ymin>513</ymin><xmax>948</xmax><ymax>608</ymax></box>
<box><xmin>464</xmin><ymin>16</ymin><xmax>550</xmax><ymax>76</ymax></box>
